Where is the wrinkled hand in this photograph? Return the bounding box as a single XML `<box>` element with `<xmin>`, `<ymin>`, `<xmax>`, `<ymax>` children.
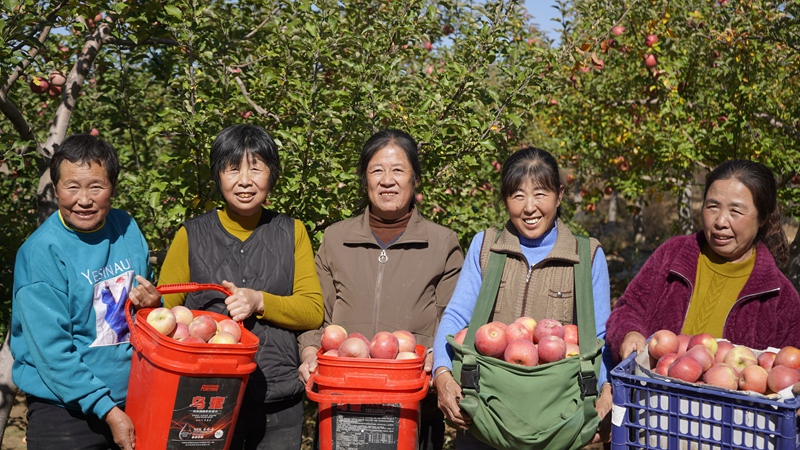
<box><xmin>221</xmin><ymin>280</ymin><xmax>264</xmax><ymax>322</ymax></box>
<box><xmin>105</xmin><ymin>406</ymin><xmax>135</xmax><ymax>450</ymax></box>
<box><xmin>591</xmin><ymin>383</ymin><xmax>613</xmax><ymax>444</ymax></box>
<box><xmin>128</xmin><ymin>275</ymin><xmax>161</xmax><ymax>308</ymax></box>
<box><xmin>435</xmin><ymin>370</ymin><xmax>471</xmax><ymax>430</ymax></box>
<box><xmin>621</xmin><ymin>331</ymin><xmax>647</xmax><ymax>361</ymax></box>
<box><xmin>298</xmin><ymin>346</ymin><xmax>319</xmax><ymax>384</ymax></box>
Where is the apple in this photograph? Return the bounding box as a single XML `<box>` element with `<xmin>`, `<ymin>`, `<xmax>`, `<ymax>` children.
<box><xmin>147</xmin><ymin>307</ymin><xmax>177</xmax><ymax>336</ymax></box>
<box><xmin>423</xmin><ymin>42</ymin><xmax>433</xmax><ymax>51</ymax></box>
<box><xmin>392</xmin><ymin>330</ymin><xmax>417</xmax><ymax>353</ymax></box>
<box><xmin>504</xmin><ymin>339</ymin><xmax>538</xmax><ymax>366</ymax></box>
<box><xmin>654</xmin><ymin>353</ymin><xmax>678</xmax><ymax>376</ymax></box>
<box><xmin>504</xmin><ymin>322</ymin><xmax>532</xmax><ymax>342</ymax></box>
<box><xmin>687</xmin><ymin>333</ymin><xmax>718</xmax><ymax>356</ymax></box>
<box><xmin>169</xmin><ymin>322</ymin><xmax>190</xmax><ymax>341</ymax></box>
<box><xmin>685</xmin><ymin>345</ymin><xmax>714</xmax><ymax>372</ymax></box>
<box><xmin>724</xmin><ymin>345</ymin><xmax>758</xmax><ymax>372</ymax></box>
<box><xmin>349</xmin><ymin>332</ymin><xmax>371</xmax><ymax>347</ymax></box>
<box><xmin>645</xmin><ymin>34</ymin><xmax>658</xmax><ymax>47</ymax></box>
<box><xmin>611</xmin><ymin>26</ymin><xmax>625</xmax><ymax>36</ymax></box>
<box><xmin>369</xmin><ymin>331</ymin><xmax>400</xmax><ymax>359</ymax></box>
<box><xmin>181</xmin><ymin>336</ymin><xmax>206</xmax><ymax>344</ymax></box>
<box><xmin>537</xmin><ymin>335</ymin><xmax>567</xmax><ymax>364</ymax></box>
<box><xmin>208</xmin><ymin>331</ymin><xmax>238</xmax><ymax>344</ymax></box>
<box><xmin>738</xmin><ymin>364</ymin><xmax>769</xmax><ymax>394</ymax></box>
<box><xmin>453</xmin><ymin>328</ymin><xmax>468</xmax><ymax>346</ymax></box>
<box><xmin>396</xmin><ymin>351</ymin><xmax>418</xmax><ymax>360</ymax></box>
<box><xmin>677</xmin><ymin>334</ymin><xmax>692</xmax><ymax>355</ymax></box>
<box><xmin>702</xmin><ymin>364</ymin><xmax>739</xmax><ymax>390</ymax></box>
<box><xmin>474</xmin><ymin>323</ymin><xmax>507</xmax><ymax>358</ymax></box>
<box><xmin>668</xmin><ymin>355</ymin><xmax>703</xmax><ymax>383</ymax></box>
<box><xmin>774</xmin><ymin>346</ymin><xmax>800</xmax><ymax>369</ymax></box>
<box><xmin>488</xmin><ymin>321</ymin><xmax>507</xmax><ymax>330</ymax></box>
<box><xmin>89</xmin><ymin>128</ymin><xmax>100</xmax><ymax>137</ymax></box>
<box><xmin>563</xmin><ymin>324</ymin><xmax>579</xmax><ymax>345</ymax></box>
<box><xmin>513</xmin><ymin>316</ymin><xmax>537</xmax><ymax>335</ymax></box>
<box><xmin>29</xmin><ymin>76</ymin><xmax>49</xmax><ymax>94</ymax></box>
<box><xmin>320</xmin><ymin>325</ymin><xmax>348</xmax><ymax>352</ymax></box>
<box><xmin>323</xmin><ymin>349</ymin><xmax>339</xmax><ymax>356</ymax></box>
<box><xmin>565</xmin><ymin>343</ymin><xmax>580</xmax><ymax>357</ymax></box>
<box><xmin>338</xmin><ymin>337</ymin><xmax>370</xmax><ymax>358</ymax></box>
<box><xmin>217</xmin><ymin>319</ymin><xmax>242</xmax><ymax>343</ymax></box>
<box><xmin>47</xmin><ymin>84</ymin><xmax>62</xmax><ymax>97</ymax></box>
<box><xmin>171</xmin><ymin>305</ymin><xmax>194</xmax><ymax>326</ymax></box>
<box><xmin>767</xmin><ymin>365</ymin><xmax>800</xmax><ymax>393</ymax></box>
<box><xmin>644</xmin><ymin>54</ymin><xmax>658</xmax><ymax>68</ymax></box>
<box><xmin>715</xmin><ymin>340</ymin><xmax>735</xmax><ymax>363</ymax></box>
<box><xmin>533</xmin><ymin>318</ymin><xmax>564</xmax><ymax>344</ymax></box>
<box><xmin>188</xmin><ymin>315</ymin><xmax>218</xmax><ymax>342</ymax></box>
<box><xmin>648</xmin><ymin>329</ymin><xmax>679</xmax><ymax>359</ymax></box>
<box><xmin>49</xmin><ymin>70</ymin><xmax>66</xmax><ymax>86</ymax></box>
<box><xmin>758</xmin><ymin>351</ymin><xmax>778</xmax><ymax>371</ymax></box>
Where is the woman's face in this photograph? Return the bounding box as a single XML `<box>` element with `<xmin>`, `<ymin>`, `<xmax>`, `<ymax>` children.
<box><xmin>219</xmin><ymin>153</ymin><xmax>271</xmax><ymax>217</ymax></box>
<box><xmin>56</xmin><ymin>160</ymin><xmax>115</xmax><ymax>231</ymax></box>
<box><xmin>366</xmin><ymin>144</ymin><xmax>418</xmax><ymax>220</ymax></box>
<box><xmin>505</xmin><ymin>179</ymin><xmax>562</xmax><ymax>240</ymax></box>
<box><xmin>702</xmin><ymin>178</ymin><xmax>763</xmax><ymax>263</ymax></box>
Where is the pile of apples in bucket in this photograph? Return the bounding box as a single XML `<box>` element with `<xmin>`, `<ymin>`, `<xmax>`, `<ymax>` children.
<box><xmin>146</xmin><ymin>306</ymin><xmax>243</xmax><ymax>344</ymax></box>
<box><xmin>646</xmin><ymin>329</ymin><xmax>800</xmax><ymax>395</ymax></box>
<box><xmin>454</xmin><ymin>317</ymin><xmax>580</xmax><ymax>366</ymax></box>
<box><xmin>320</xmin><ymin>325</ymin><xmax>420</xmax><ymax>360</ymax></box>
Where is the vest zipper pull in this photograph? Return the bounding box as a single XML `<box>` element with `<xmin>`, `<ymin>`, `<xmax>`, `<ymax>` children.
<box><xmin>526</xmin><ymin>265</ymin><xmax>533</xmax><ymax>283</ymax></box>
<box><xmin>378</xmin><ymin>249</ymin><xmax>388</xmax><ymax>264</ymax></box>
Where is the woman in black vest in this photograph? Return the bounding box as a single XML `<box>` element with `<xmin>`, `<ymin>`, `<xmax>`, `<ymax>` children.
<box><xmin>133</xmin><ymin>124</ymin><xmax>323</xmax><ymax>450</ymax></box>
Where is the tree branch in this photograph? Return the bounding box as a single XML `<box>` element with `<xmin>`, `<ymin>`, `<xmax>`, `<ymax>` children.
<box><xmin>233</xmin><ymin>76</ymin><xmax>281</xmax><ymax>123</ymax></box>
<box><xmin>754</xmin><ymin>112</ymin><xmax>800</xmax><ymax>140</ymax></box>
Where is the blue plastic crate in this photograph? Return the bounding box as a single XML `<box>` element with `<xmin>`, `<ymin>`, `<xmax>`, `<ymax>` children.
<box><xmin>611</xmin><ymin>352</ymin><xmax>800</xmax><ymax>450</ymax></box>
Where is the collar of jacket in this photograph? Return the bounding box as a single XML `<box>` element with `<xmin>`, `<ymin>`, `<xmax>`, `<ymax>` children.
<box><xmin>490</xmin><ymin>219</ymin><xmax>580</xmax><ymax>265</ymax></box>
<box><xmin>343</xmin><ymin>206</ymin><xmax>429</xmax><ymax>246</ymax></box>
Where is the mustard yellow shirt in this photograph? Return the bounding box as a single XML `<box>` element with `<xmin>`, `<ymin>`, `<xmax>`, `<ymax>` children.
<box><xmin>158</xmin><ymin>207</ymin><xmax>323</xmax><ymax>331</ymax></box>
<box><xmin>681</xmin><ymin>244</ymin><xmax>755</xmax><ymax>337</ymax></box>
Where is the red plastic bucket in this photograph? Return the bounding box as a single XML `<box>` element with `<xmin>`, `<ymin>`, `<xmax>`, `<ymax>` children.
<box><xmin>125</xmin><ymin>283</ymin><xmax>259</xmax><ymax>450</ymax></box>
<box><xmin>306</xmin><ymin>344</ymin><xmax>431</xmax><ymax>450</ymax></box>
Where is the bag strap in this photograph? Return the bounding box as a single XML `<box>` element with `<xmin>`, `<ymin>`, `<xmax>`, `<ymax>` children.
<box><xmin>462</xmin><ymin>233</ymin><xmax>507</xmax><ymax>350</ymax></box>
<box><xmin>574</xmin><ymin>234</ymin><xmax>599</xmax><ymax>402</ymax></box>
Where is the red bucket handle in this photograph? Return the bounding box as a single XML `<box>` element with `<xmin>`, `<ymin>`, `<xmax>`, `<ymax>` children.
<box><xmin>305</xmin><ymin>370</ymin><xmax>431</xmax><ymax>404</ymax></box>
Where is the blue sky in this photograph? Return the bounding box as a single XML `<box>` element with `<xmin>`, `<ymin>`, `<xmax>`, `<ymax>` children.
<box><xmin>524</xmin><ymin>0</ymin><xmax>561</xmax><ymax>43</ymax></box>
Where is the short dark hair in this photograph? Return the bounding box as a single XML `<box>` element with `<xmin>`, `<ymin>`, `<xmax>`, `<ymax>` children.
<box><xmin>357</xmin><ymin>129</ymin><xmax>422</xmax><ymax>192</ymax></box>
<box><xmin>500</xmin><ymin>147</ymin><xmax>564</xmax><ymax>217</ymax></box>
<box><xmin>50</xmin><ymin>134</ymin><xmax>120</xmax><ymax>189</ymax></box>
<box><xmin>210</xmin><ymin>124</ymin><xmax>280</xmax><ymax>190</ymax></box>
<box><xmin>704</xmin><ymin>159</ymin><xmax>789</xmax><ymax>266</ymax></box>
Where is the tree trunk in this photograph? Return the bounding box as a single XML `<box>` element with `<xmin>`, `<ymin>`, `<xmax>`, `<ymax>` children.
<box><xmin>678</xmin><ymin>182</ymin><xmax>694</xmax><ymax>235</ymax></box>
<box><xmin>633</xmin><ymin>199</ymin><xmax>646</xmax><ymax>245</ymax></box>
<box><xmin>608</xmin><ymin>191</ymin><xmax>618</xmax><ymax>223</ymax></box>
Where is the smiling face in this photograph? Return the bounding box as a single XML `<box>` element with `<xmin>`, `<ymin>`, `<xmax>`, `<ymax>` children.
<box><xmin>702</xmin><ymin>178</ymin><xmax>763</xmax><ymax>263</ymax></box>
<box><xmin>505</xmin><ymin>179</ymin><xmax>563</xmax><ymax>240</ymax></box>
<box><xmin>56</xmin><ymin>160</ymin><xmax>115</xmax><ymax>231</ymax></box>
<box><xmin>219</xmin><ymin>153</ymin><xmax>271</xmax><ymax>217</ymax></box>
<box><xmin>366</xmin><ymin>144</ymin><xmax>418</xmax><ymax>220</ymax></box>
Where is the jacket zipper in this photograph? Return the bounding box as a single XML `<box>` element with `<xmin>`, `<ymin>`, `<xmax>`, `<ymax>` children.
<box><xmin>521</xmin><ymin>264</ymin><xmax>533</xmax><ymax>314</ymax></box>
<box><xmin>373</xmin><ymin>248</ymin><xmax>388</xmax><ymax>337</ymax></box>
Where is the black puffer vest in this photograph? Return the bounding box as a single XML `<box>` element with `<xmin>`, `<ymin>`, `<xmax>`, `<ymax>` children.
<box><xmin>183</xmin><ymin>208</ymin><xmax>303</xmax><ymax>403</ymax></box>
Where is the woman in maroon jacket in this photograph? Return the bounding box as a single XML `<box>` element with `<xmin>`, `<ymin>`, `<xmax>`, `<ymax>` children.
<box><xmin>606</xmin><ymin>160</ymin><xmax>800</xmax><ymax>363</ymax></box>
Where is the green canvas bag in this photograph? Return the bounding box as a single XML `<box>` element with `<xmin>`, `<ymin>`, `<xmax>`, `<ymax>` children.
<box><xmin>446</xmin><ymin>234</ymin><xmax>603</xmax><ymax>450</ymax></box>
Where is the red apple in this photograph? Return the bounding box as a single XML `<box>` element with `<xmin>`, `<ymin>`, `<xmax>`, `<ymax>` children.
<box><xmin>648</xmin><ymin>329</ymin><xmax>679</xmax><ymax>359</ymax></box>
<box><xmin>369</xmin><ymin>331</ymin><xmax>400</xmax><ymax>359</ymax></box>
<box><xmin>738</xmin><ymin>364</ymin><xmax>768</xmax><ymax>394</ymax></box>
<box><xmin>169</xmin><ymin>322</ymin><xmax>190</xmax><ymax>341</ymax></box>
<box><xmin>181</xmin><ymin>336</ymin><xmax>206</xmax><ymax>344</ymax></box>
<box><xmin>392</xmin><ymin>330</ymin><xmax>417</xmax><ymax>353</ymax></box>
<box><xmin>47</xmin><ymin>84</ymin><xmax>62</xmax><ymax>97</ymax></box>
<box><xmin>208</xmin><ymin>331</ymin><xmax>238</xmax><ymax>344</ymax></box>
<box><xmin>724</xmin><ymin>345</ymin><xmax>758</xmax><ymax>373</ymax></box>
<box><xmin>323</xmin><ymin>349</ymin><xmax>339</xmax><ymax>356</ymax></box>
<box><xmin>611</xmin><ymin>26</ymin><xmax>625</xmax><ymax>36</ymax></box>
<box><xmin>29</xmin><ymin>76</ymin><xmax>49</xmax><ymax>94</ymax></box>
<box><xmin>703</xmin><ymin>364</ymin><xmax>739</xmax><ymax>390</ymax></box>
<box><xmin>171</xmin><ymin>305</ymin><xmax>194</xmax><ymax>326</ymax></box>
<box><xmin>338</xmin><ymin>337</ymin><xmax>370</xmax><ymax>358</ymax></box>
<box><xmin>474</xmin><ymin>323</ymin><xmax>507</xmax><ymax>358</ymax></box>
<box><xmin>685</xmin><ymin>345</ymin><xmax>714</xmax><ymax>372</ymax></box>
<box><xmin>767</xmin><ymin>365</ymin><xmax>800</xmax><ymax>393</ymax></box>
<box><xmin>147</xmin><ymin>307</ymin><xmax>177</xmax><ymax>336</ymax></box>
<box><xmin>688</xmin><ymin>333</ymin><xmax>718</xmax><ymax>357</ymax></box>
<box><xmin>349</xmin><ymin>332</ymin><xmax>370</xmax><ymax>346</ymax></box>
<box><xmin>677</xmin><ymin>334</ymin><xmax>692</xmax><ymax>355</ymax></box>
<box><xmin>396</xmin><ymin>351</ymin><xmax>418</xmax><ymax>360</ymax></box>
<box><xmin>49</xmin><ymin>70</ymin><xmax>66</xmax><ymax>86</ymax></box>
<box><xmin>563</xmin><ymin>324</ymin><xmax>579</xmax><ymax>345</ymax></box>
<box><xmin>453</xmin><ymin>328</ymin><xmax>467</xmax><ymax>346</ymax></box>
<box><xmin>537</xmin><ymin>335</ymin><xmax>567</xmax><ymax>364</ymax></box>
<box><xmin>565</xmin><ymin>343</ymin><xmax>580</xmax><ymax>357</ymax></box>
<box><xmin>774</xmin><ymin>346</ymin><xmax>800</xmax><ymax>369</ymax></box>
<box><xmin>321</xmin><ymin>325</ymin><xmax>348</xmax><ymax>352</ymax></box>
<box><xmin>513</xmin><ymin>316</ymin><xmax>537</xmax><ymax>335</ymax></box>
<box><xmin>758</xmin><ymin>351</ymin><xmax>778</xmax><ymax>371</ymax></box>
<box><xmin>188</xmin><ymin>315</ymin><xmax>218</xmax><ymax>342</ymax></box>
<box><xmin>89</xmin><ymin>128</ymin><xmax>100</xmax><ymax>137</ymax></box>
<box><xmin>668</xmin><ymin>355</ymin><xmax>703</xmax><ymax>383</ymax></box>
<box><xmin>715</xmin><ymin>340</ymin><xmax>735</xmax><ymax>363</ymax></box>
<box><xmin>504</xmin><ymin>339</ymin><xmax>538</xmax><ymax>366</ymax></box>
<box><xmin>645</xmin><ymin>34</ymin><xmax>658</xmax><ymax>47</ymax></box>
<box><xmin>504</xmin><ymin>322</ymin><xmax>532</xmax><ymax>342</ymax></box>
<box><xmin>533</xmin><ymin>318</ymin><xmax>564</xmax><ymax>344</ymax></box>
<box><xmin>654</xmin><ymin>353</ymin><xmax>678</xmax><ymax>376</ymax></box>
<box><xmin>217</xmin><ymin>319</ymin><xmax>242</xmax><ymax>343</ymax></box>
<box><xmin>644</xmin><ymin>54</ymin><xmax>658</xmax><ymax>68</ymax></box>
<box><xmin>488</xmin><ymin>321</ymin><xmax>507</xmax><ymax>330</ymax></box>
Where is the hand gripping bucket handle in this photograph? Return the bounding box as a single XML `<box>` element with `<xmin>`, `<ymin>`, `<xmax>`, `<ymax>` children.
<box><xmin>305</xmin><ymin>370</ymin><xmax>431</xmax><ymax>404</ymax></box>
<box><xmin>125</xmin><ymin>282</ymin><xmax>233</xmax><ymax>349</ymax></box>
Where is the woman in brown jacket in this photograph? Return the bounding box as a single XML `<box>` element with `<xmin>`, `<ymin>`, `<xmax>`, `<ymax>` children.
<box><xmin>298</xmin><ymin>129</ymin><xmax>464</xmax><ymax>449</ymax></box>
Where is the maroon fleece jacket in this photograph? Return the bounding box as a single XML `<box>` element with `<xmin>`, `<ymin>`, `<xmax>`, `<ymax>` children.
<box><xmin>606</xmin><ymin>232</ymin><xmax>800</xmax><ymax>363</ymax></box>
